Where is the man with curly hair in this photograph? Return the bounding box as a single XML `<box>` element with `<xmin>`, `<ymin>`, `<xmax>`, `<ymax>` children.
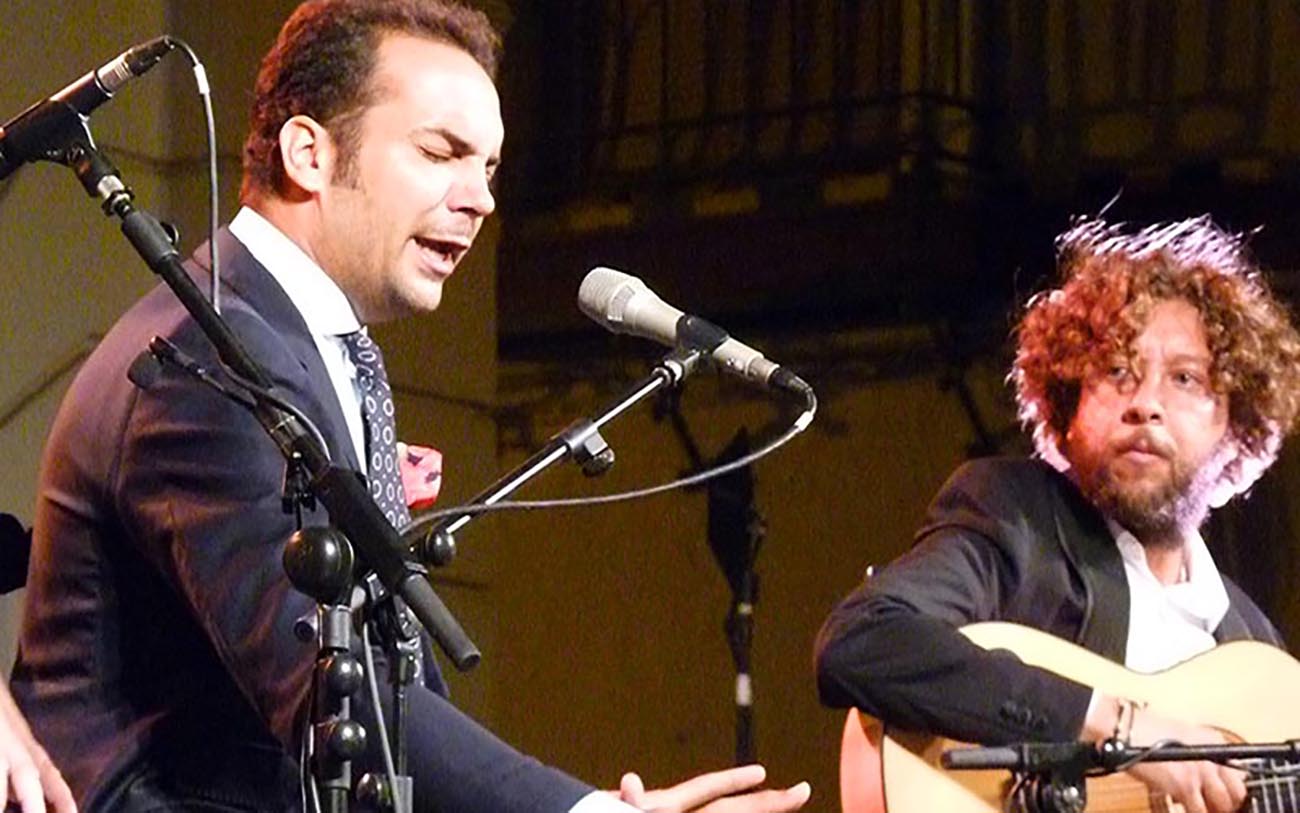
<box><xmin>817</xmin><ymin>216</ymin><xmax>1300</xmax><ymax>813</ymax></box>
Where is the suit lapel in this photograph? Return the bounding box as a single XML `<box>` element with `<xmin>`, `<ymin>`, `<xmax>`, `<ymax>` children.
<box><xmin>188</xmin><ymin>229</ymin><xmax>362</xmax><ymax>473</ymax></box>
<box><xmin>1212</xmin><ymin>599</ymin><xmax>1252</xmax><ymax>642</ymax></box>
<box><xmin>1049</xmin><ymin>468</ymin><xmax>1130</xmax><ymax>662</ymax></box>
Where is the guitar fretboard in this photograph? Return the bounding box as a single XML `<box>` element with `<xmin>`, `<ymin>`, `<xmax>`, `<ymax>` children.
<box><xmin>1242</xmin><ymin>759</ymin><xmax>1300</xmax><ymax>813</ymax></box>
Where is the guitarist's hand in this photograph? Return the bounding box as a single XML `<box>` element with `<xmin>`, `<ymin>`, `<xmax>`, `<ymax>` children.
<box><xmin>613</xmin><ymin>764</ymin><xmax>811</xmax><ymax>813</ymax></box>
<box><xmin>1085</xmin><ymin>696</ymin><xmax>1247</xmax><ymax>813</ymax></box>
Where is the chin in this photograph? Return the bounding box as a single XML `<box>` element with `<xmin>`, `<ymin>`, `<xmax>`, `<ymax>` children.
<box><xmin>399</xmin><ymin>283</ymin><xmax>446</xmax><ymax>316</ymax></box>
<box><xmin>1114</xmin><ymin>469</ymin><xmax>1174</xmax><ymax>500</ymax></box>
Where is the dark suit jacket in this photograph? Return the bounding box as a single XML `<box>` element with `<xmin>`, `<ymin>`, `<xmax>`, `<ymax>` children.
<box><xmin>11</xmin><ymin>230</ymin><xmax>591</xmax><ymax>812</ymax></box>
<box><xmin>815</xmin><ymin>457</ymin><xmax>1283</xmax><ymax>745</ymax></box>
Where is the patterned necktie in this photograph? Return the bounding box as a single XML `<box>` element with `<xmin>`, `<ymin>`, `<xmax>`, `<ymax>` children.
<box><xmin>340</xmin><ymin>333</ymin><xmax>443</xmax><ymax>692</ymax></box>
<box><xmin>340</xmin><ymin>331</ymin><xmax>410</xmax><ymax>528</ymax></box>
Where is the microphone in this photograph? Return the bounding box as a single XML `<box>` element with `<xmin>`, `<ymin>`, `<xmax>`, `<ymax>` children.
<box><xmin>126</xmin><ymin>349</ymin><xmax>165</xmax><ymax>391</ymax></box>
<box><xmin>578</xmin><ymin>267</ymin><xmax>808</xmax><ymax>393</ymax></box>
<box><xmin>128</xmin><ymin>336</ymin><xmax>257</xmax><ymax>409</ymax></box>
<box><xmin>0</xmin><ymin>36</ymin><xmax>175</xmax><ymax>180</ymax></box>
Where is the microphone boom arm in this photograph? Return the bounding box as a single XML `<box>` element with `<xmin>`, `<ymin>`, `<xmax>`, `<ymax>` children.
<box><xmin>406</xmin><ymin>348</ymin><xmax>703</xmax><ymax>565</ymax></box>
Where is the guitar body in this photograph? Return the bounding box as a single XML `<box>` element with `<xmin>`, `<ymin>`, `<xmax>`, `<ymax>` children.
<box><xmin>839</xmin><ymin>622</ymin><xmax>1300</xmax><ymax>813</ymax></box>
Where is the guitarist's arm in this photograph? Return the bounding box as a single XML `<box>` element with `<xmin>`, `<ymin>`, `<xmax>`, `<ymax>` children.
<box><xmin>816</xmin><ymin>571</ymin><xmax>1093</xmax><ymax>746</ymax></box>
<box><xmin>816</xmin><ymin>460</ymin><xmax>1097</xmax><ymax>746</ymax></box>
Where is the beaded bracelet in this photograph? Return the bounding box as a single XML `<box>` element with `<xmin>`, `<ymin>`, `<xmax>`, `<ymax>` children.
<box><xmin>1113</xmin><ymin>697</ymin><xmax>1147</xmax><ymax>743</ymax></box>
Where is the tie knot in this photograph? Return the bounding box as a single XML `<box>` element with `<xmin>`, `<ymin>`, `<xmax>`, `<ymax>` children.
<box><xmin>340</xmin><ymin>330</ymin><xmax>380</xmax><ymax>365</ymax></box>
<box><xmin>340</xmin><ymin>331</ymin><xmax>392</xmax><ymax>395</ymax></box>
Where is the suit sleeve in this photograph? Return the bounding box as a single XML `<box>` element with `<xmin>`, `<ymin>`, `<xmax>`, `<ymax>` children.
<box><xmin>815</xmin><ymin>460</ymin><xmax>1095</xmax><ymax>744</ymax></box>
<box><xmin>113</xmin><ymin>306</ymin><xmax>591</xmax><ymax>811</ymax></box>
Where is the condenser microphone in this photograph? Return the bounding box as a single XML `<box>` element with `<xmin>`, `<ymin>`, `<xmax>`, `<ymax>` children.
<box><xmin>0</xmin><ymin>36</ymin><xmax>175</xmax><ymax>180</ymax></box>
<box><xmin>578</xmin><ymin>267</ymin><xmax>808</xmax><ymax>393</ymax></box>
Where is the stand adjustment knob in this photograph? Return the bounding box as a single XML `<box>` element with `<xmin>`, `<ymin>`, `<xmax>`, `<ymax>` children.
<box><xmin>284</xmin><ymin>526</ymin><xmax>354</xmax><ymax>605</ymax></box>
<box><xmin>324</xmin><ymin>653</ymin><xmax>364</xmax><ymax>696</ymax></box>
<box><xmin>321</xmin><ymin>718</ymin><xmax>367</xmax><ymax>761</ymax></box>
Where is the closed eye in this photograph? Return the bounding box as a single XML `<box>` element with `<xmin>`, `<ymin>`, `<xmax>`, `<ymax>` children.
<box><xmin>419</xmin><ymin>145</ymin><xmax>451</xmax><ymax>162</ymax></box>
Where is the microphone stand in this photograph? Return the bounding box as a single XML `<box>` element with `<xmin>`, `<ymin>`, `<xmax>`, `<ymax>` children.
<box><xmin>722</xmin><ymin>512</ymin><xmax>762</xmax><ymax>765</ymax></box>
<box><xmin>660</xmin><ymin>408</ymin><xmax>765</xmax><ymax>766</ymax></box>
<box><xmin>58</xmin><ymin>136</ymin><xmax>473</xmax><ymax>812</ymax></box>
<box><xmin>283</xmin><ymin>526</ymin><xmax>366</xmax><ymax>813</ymax></box>
<box><xmin>406</xmin><ymin>348</ymin><xmax>703</xmax><ymax>565</ymax></box>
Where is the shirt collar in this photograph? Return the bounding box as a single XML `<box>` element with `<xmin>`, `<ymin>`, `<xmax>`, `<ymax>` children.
<box><xmin>1107</xmin><ymin>518</ymin><xmax>1230</xmax><ymax>628</ymax></box>
<box><xmin>229</xmin><ymin>206</ymin><xmax>362</xmax><ymax>337</ymax></box>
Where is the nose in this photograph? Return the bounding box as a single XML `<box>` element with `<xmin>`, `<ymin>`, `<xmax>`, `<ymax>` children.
<box><xmin>1121</xmin><ymin>374</ymin><xmax>1164</xmax><ymax>425</ymax></box>
<box><xmin>449</xmin><ymin>166</ymin><xmax>496</xmax><ymax>218</ymax></box>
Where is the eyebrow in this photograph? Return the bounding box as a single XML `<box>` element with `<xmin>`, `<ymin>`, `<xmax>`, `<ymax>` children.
<box><xmin>1165</xmin><ymin>352</ymin><xmax>1212</xmax><ymax>365</ymax></box>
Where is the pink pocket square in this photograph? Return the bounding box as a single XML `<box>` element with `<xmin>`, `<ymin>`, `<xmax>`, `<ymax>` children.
<box><xmin>397</xmin><ymin>442</ymin><xmax>443</xmax><ymax>512</ymax></box>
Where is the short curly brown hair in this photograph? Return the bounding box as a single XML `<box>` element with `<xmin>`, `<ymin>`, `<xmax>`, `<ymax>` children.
<box><xmin>1012</xmin><ymin>215</ymin><xmax>1300</xmax><ymax>496</ymax></box>
<box><xmin>240</xmin><ymin>0</ymin><xmax>501</xmax><ymax>199</ymax></box>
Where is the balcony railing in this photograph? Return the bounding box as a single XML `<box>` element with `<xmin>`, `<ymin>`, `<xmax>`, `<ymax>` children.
<box><xmin>505</xmin><ymin>0</ymin><xmax>1279</xmax><ymax>211</ymax></box>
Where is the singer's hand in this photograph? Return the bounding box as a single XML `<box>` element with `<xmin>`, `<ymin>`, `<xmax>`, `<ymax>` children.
<box><xmin>397</xmin><ymin>442</ymin><xmax>442</xmax><ymax>512</ymax></box>
<box><xmin>613</xmin><ymin>765</ymin><xmax>810</xmax><ymax>813</ymax></box>
<box><xmin>0</xmin><ymin>684</ymin><xmax>76</xmax><ymax>813</ymax></box>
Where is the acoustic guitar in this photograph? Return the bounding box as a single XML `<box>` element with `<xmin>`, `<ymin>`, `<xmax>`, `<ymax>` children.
<box><xmin>839</xmin><ymin>622</ymin><xmax>1300</xmax><ymax>813</ymax></box>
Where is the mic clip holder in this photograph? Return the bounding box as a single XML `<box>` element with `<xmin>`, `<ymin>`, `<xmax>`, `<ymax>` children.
<box><xmin>0</xmin><ymin>100</ymin><xmax>96</xmax><ymax>181</ymax></box>
<box><xmin>676</xmin><ymin>314</ymin><xmax>730</xmax><ymax>355</ymax></box>
<box><xmin>406</xmin><ymin>347</ymin><xmax>703</xmax><ymax>566</ymax></box>
<box><xmin>560</xmin><ymin>418</ymin><xmax>615</xmax><ymax>477</ymax></box>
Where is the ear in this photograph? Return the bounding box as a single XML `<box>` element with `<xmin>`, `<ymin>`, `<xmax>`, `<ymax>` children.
<box><xmin>277</xmin><ymin>114</ymin><xmax>336</xmax><ymax>196</ymax></box>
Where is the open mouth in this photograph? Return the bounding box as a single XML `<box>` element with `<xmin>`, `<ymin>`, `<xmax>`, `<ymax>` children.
<box><xmin>414</xmin><ymin>236</ymin><xmax>467</xmax><ymax>272</ymax></box>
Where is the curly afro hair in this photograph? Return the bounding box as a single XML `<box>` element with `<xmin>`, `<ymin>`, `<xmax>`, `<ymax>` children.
<box><xmin>1012</xmin><ymin>215</ymin><xmax>1300</xmax><ymax>499</ymax></box>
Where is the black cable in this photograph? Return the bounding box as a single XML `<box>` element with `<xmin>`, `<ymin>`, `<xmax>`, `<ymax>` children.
<box><xmin>169</xmin><ymin>37</ymin><xmax>222</xmax><ymax>314</ymax></box>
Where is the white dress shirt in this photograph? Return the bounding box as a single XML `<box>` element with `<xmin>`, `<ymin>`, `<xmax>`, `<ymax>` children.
<box><xmin>1111</xmin><ymin>520</ymin><xmax>1228</xmax><ymax>673</ymax></box>
<box><xmin>228</xmin><ymin>206</ymin><xmax>368</xmax><ymax>471</ymax></box>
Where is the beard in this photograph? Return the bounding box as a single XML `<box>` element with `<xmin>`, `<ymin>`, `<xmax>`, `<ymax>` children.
<box><xmin>1071</xmin><ymin>438</ymin><xmax>1232</xmax><ymax>545</ymax></box>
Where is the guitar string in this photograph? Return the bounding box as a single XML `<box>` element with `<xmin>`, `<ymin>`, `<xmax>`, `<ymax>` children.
<box><xmin>1073</xmin><ymin>758</ymin><xmax>1300</xmax><ymax>813</ymax></box>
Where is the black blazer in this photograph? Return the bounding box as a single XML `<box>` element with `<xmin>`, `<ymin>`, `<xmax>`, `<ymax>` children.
<box><xmin>815</xmin><ymin>457</ymin><xmax>1283</xmax><ymax>745</ymax></box>
<box><xmin>11</xmin><ymin>231</ymin><xmax>590</xmax><ymax>812</ymax></box>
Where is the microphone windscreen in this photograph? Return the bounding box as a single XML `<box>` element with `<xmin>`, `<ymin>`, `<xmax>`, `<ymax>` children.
<box><xmin>578</xmin><ymin>267</ymin><xmax>641</xmax><ymax>327</ymax></box>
